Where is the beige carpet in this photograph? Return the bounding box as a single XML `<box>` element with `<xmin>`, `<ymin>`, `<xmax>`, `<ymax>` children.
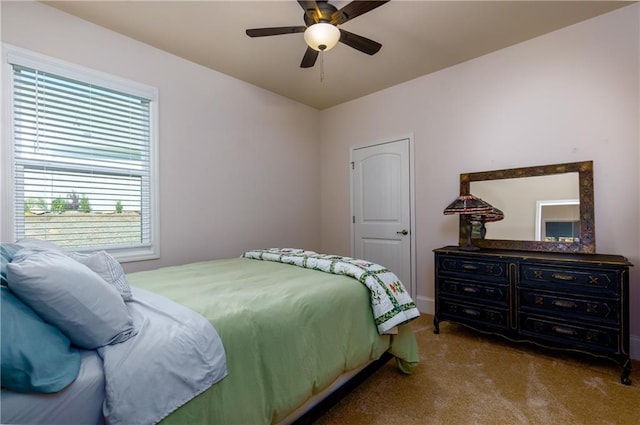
<box><xmin>314</xmin><ymin>314</ymin><xmax>640</xmax><ymax>425</ymax></box>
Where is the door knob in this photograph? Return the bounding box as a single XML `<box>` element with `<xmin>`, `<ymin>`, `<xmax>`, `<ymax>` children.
<box><xmin>397</xmin><ymin>229</ymin><xmax>409</xmax><ymax>235</ymax></box>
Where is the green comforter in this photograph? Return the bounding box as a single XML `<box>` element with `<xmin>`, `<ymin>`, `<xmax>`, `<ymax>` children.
<box><xmin>128</xmin><ymin>257</ymin><xmax>419</xmax><ymax>425</ymax></box>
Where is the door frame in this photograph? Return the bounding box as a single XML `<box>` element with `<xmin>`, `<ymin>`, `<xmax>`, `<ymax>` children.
<box><xmin>349</xmin><ymin>134</ymin><xmax>417</xmax><ymax>300</ymax></box>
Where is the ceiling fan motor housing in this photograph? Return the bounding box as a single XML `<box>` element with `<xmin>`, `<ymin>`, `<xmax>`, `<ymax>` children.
<box><xmin>303</xmin><ymin>1</ymin><xmax>339</xmax><ymax>27</ymax></box>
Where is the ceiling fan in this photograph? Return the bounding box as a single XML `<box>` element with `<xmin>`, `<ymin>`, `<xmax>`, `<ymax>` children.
<box><xmin>246</xmin><ymin>0</ymin><xmax>389</xmax><ymax>68</ymax></box>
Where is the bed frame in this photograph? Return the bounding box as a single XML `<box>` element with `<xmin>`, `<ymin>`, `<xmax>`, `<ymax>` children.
<box><xmin>291</xmin><ymin>352</ymin><xmax>394</xmax><ymax>424</ymax></box>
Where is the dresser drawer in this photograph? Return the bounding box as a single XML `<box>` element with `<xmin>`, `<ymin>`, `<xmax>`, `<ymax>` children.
<box><xmin>438</xmin><ymin>256</ymin><xmax>508</xmax><ymax>283</ymax></box>
<box><xmin>520</xmin><ymin>314</ymin><xmax>619</xmax><ymax>353</ymax></box>
<box><xmin>438</xmin><ymin>277</ymin><xmax>508</xmax><ymax>306</ymax></box>
<box><xmin>438</xmin><ymin>298</ymin><xmax>509</xmax><ymax>331</ymax></box>
<box><xmin>519</xmin><ymin>264</ymin><xmax>619</xmax><ymax>295</ymax></box>
<box><xmin>519</xmin><ymin>290</ymin><xmax>619</xmax><ymax>325</ymax></box>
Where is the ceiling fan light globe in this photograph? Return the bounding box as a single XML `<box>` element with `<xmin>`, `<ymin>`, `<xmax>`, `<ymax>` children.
<box><xmin>304</xmin><ymin>23</ymin><xmax>340</xmax><ymax>52</ymax></box>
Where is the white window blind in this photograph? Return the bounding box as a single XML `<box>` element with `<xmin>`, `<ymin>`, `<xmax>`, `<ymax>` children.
<box><xmin>10</xmin><ymin>60</ymin><xmax>155</xmax><ymax>255</ymax></box>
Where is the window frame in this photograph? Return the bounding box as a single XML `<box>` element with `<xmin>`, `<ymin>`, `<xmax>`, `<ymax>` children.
<box><xmin>1</xmin><ymin>44</ymin><xmax>160</xmax><ymax>262</ymax></box>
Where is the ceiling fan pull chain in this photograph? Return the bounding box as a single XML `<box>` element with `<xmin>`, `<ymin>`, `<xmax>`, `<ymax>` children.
<box><xmin>320</xmin><ymin>51</ymin><xmax>325</xmax><ymax>83</ymax></box>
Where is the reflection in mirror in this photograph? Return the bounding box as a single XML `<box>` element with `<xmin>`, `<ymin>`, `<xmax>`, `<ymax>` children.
<box><xmin>459</xmin><ymin>161</ymin><xmax>595</xmax><ymax>253</ymax></box>
<box><xmin>470</xmin><ymin>173</ymin><xmax>578</xmax><ymax>241</ymax></box>
<box><xmin>535</xmin><ymin>200</ymin><xmax>579</xmax><ymax>242</ymax></box>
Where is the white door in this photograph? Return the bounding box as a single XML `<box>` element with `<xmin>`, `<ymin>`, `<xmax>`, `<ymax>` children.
<box><xmin>351</xmin><ymin>138</ymin><xmax>413</xmax><ymax>295</ymax></box>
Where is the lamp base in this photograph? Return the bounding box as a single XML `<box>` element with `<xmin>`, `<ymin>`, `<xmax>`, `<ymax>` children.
<box><xmin>459</xmin><ymin>242</ymin><xmax>480</xmax><ymax>251</ymax></box>
<box><xmin>459</xmin><ymin>221</ymin><xmax>479</xmax><ymax>251</ymax></box>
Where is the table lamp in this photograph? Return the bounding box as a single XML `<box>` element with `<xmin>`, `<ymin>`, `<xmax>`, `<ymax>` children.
<box><xmin>443</xmin><ymin>194</ymin><xmax>495</xmax><ymax>251</ymax></box>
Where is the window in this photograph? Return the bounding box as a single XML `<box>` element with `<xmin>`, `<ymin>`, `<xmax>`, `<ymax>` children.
<box><xmin>4</xmin><ymin>48</ymin><xmax>158</xmax><ymax>261</ymax></box>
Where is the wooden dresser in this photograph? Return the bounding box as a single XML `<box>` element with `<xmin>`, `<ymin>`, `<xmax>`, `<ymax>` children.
<box><xmin>433</xmin><ymin>246</ymin><xmax>632</xmax><ymax>385</ymax></box>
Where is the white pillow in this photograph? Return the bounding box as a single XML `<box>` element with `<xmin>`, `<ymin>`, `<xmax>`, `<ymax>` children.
<box><xmin>16</xmin><ymin>238</ymin><xmax>132</xmax><ymax>301</ymax></box>
<box><xmin>7</xmin><ymin>248</ymin><xmax>137</xmax><ymax>349</ymax></box>
<box><xmin>69</xmin><ymin>251</ymin><xmax>133</xmax><ymax>301</ymax></box>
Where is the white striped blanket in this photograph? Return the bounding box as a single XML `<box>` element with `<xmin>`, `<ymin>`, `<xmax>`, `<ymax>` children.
<box><xmin>242</xmin><ymin>248</ymin><xmax>420</xmax><ymax>334</ymax></box>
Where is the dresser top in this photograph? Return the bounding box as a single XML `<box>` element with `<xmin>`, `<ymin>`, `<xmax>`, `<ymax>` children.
<box><xmin>434</xmin><ymin>246</ymin><xmax>632</xmax><ymax>267</ymax></box>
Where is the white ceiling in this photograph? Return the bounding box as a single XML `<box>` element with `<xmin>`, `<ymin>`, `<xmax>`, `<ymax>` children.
<box><xmin>43</xmin><ymin>1</ymin><xmax>633</xmax><ymax>110</ymax></box>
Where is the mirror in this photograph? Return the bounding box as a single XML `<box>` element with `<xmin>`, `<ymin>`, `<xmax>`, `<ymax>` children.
<box><xmin>459</xmin><ymin>161</ymin><xmax>595</xmax><ymax>253</ymax></box>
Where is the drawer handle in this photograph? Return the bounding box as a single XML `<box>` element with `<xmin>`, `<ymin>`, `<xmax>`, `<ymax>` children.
<box><xmin>552</xmin><ymin>299</ymin><xmax>578</xmax><ymax>309</ymax></box>
<box><xmin>463</xmin><ymin>287</ymin><xmax>479</xmax><ymax>294</ymax></box>
<box><xmin>551</xmin><ymin>273</ymin><xmax>576</xmax><ymax>281</ymax></box>
<box><xmin>462</xmin><ymin>308</ymin><xmax>481</xmax><ymax>317</ymax></box>
<box><xmin>552</xmin><ymin>326</ymin><xmax>578</xmax><ymax>336</ymax></box>
<box><xmin>462</xmin><ymin>264</ymin><xmax>479</xmax><ymax>271</ymax></box>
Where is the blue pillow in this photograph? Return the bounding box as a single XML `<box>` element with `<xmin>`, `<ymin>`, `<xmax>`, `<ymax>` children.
<box><xmin>0</xmin><ymin>286</ymin><xmax>81</xmax><ymax>393</ymax></box>
<box><xmin>7</xmin><ymin>248</ymin><xmax>137</xmax><ymax>349</ymax></box>
<box><xmin>0</xmin><ymin>243</ymin><xmax>22</xmax><ymax>285</ymax></box>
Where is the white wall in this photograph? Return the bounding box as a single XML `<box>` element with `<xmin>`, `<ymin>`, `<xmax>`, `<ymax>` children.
<box><xmin>319</xmin><ymin>5</ymin><xmax>640</xmax><ymax>357</ymax></box>
<box><xmin>0</xmin><ymin>1</ymin><xmax>322</xmax><ymax>272</ymax></box>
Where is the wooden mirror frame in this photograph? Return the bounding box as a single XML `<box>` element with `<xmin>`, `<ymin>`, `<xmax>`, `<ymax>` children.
<box><xmin>459</xmin><ymin>160</ymin><xmax>595</xmax><ymax>253</ymax></box>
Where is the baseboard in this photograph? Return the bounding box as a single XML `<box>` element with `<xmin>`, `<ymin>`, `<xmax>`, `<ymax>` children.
<box><xmin>416</xmin><ymin>295</ymin><xmax>434</xmax><ymax>315</ymax></box>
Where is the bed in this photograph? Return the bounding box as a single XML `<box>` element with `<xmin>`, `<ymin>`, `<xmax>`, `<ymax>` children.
<box><xmin>1</xmin><ymin>244</ymin><xmax>420</xmax><ymax>425</ymax></box>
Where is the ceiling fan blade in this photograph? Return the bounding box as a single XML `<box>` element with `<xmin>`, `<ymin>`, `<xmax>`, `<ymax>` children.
<box><xmin>246</xmin><ymin>26</ymin><xmax>306</xmax><ymax>37</ymax></box>
<box><xmin>300</xmin><ymin>47</ymin><xmax>319</xmax><ymax>68</ymax></box>
<box><xmin>339</xmin><ymin>29</ymin><xmax>382</xmax><ymax>55</ymax></box>
<box><xmin>331</xmin><ymin>1</ymin><xmax>389</xmax><ymax>25</ymax></box>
